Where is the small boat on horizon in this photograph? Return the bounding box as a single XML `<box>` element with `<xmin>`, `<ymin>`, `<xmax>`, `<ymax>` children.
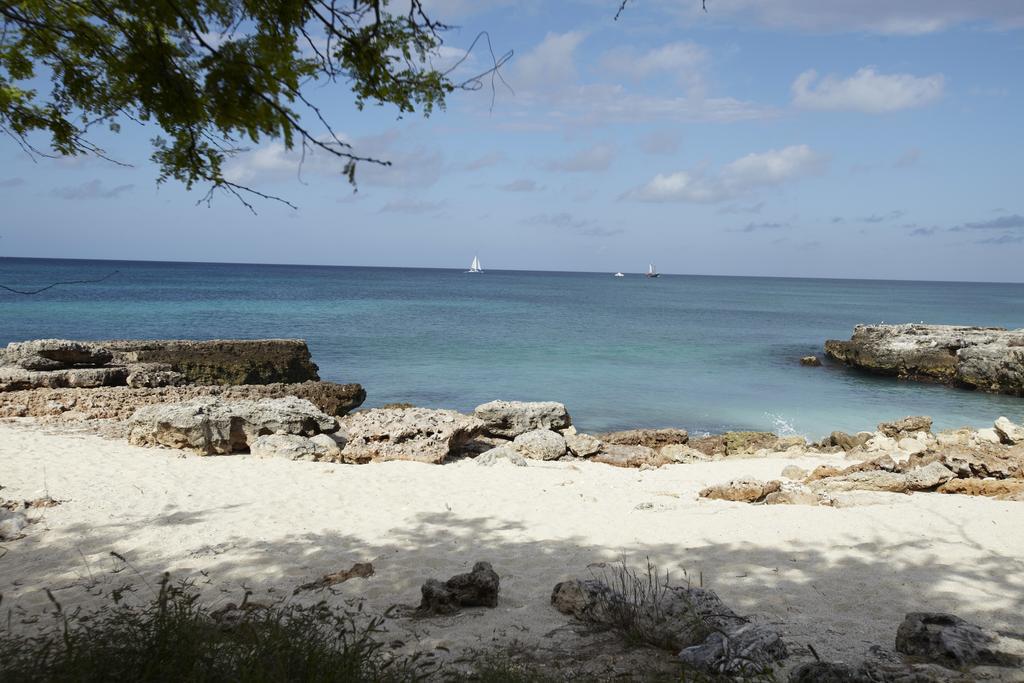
<box><xmin>467</xmin><ymin>255</ymin><xmax>483</xmax><ymax>273</ymax></box>
<box><xmin>614</xmin><ymin>272</ymin><xmax>625</xmax><ymax>277</ymax></box>
<box><xmin>646</xmin><ymin>264</ymin><xmax>660</xmax><ymax>278</ymax></box>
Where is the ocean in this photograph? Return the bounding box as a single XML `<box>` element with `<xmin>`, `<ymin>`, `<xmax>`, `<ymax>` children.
<box><xmin>2</xmin><ymin>257</ymin><xmax>1022</xmax><ymax>438</ymax></box>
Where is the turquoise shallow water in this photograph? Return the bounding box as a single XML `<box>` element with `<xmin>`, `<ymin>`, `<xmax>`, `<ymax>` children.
<box><xmin>2</xmin><ymin>257</ymin><xmax>1023</xmax><ymax>438</ymax></box>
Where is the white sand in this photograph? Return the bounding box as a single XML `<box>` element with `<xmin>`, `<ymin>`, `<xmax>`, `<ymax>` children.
<box><xmin>2</xmin><ymin>420</ymin><xmax>1023</xmax><ymax>674</ymax></box>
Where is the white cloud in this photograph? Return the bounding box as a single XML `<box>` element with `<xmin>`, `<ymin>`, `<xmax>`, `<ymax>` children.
<box><xmin>52</xmin><ymin>179</ymin><xmax>134</xmax><ymax>200</ymax></box>
<box><xmin>792</xmin><ymin>68</ymin><xmax>944</xmax><ymax>112</ymax></box>
<box><xmin>601</xmin><ymin>42</ymin><xmax>707</xmax><ymax>86</ymax></box>
<box><xmin>512</xmin><ymin>31</ymin><xmax>586</xmax><ymax>91</ymax></box>
<box><xmin>665</xmin><ymin>0</ymin><xmax>1024</xmax><ymax>35</ymax></box>
<box><xmin>223</xmin><ymin>130</ymin><xmax>443</xmax><ymax>189</ymax></box>
<box><xmin>627</xmin><ymin>144</ymin><xmax>826</xmax><ymax>203</ymax></box>
<box><xmin>544</xmin><ymin>144</ymin><xmax>615</xmax><ymax>172</ymax></box>
<box><xmin>499</xmin><ymin>178</ymin><xmax>542</xmax><ymax>192</ymax></box>
<box><xmin>463</xmin><ymin>152</ymin><xmax>506</xmax><ymax>171</ymax></box>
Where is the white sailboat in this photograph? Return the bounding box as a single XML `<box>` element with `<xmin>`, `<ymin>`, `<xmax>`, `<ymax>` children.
<box><xmin>467</xmin><ymin>255</ymin><xmax>483</xmax><ymax>273</ymax></box>
<box><xmin>645</xmin><ymin>263</ymin><xmax>660</xmax><ymax>278</ymax></box>
<box><xmin>613</xmin><ymin>272</ymin><xmax>625</xmax><ymax>277</ymax></box>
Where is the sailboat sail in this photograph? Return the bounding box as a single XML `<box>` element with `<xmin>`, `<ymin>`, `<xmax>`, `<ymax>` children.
<box><xmin>468</xmin><ymin>256</ymin><xmax>483</xmax><ymax>273</ymax></box>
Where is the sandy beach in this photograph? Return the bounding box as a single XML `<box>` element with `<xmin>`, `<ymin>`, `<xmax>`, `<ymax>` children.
<box><xmin>3</xmin><ymin>420</ymin><xmax>1022</xmax><ymax>677</ymax></box>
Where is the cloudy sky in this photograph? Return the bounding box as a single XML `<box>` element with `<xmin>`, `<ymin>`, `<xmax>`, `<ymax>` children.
<box><xmin>3</xmin><ymin>0</ymin><xmax>1023</xmax><ymax>281</ymax></box>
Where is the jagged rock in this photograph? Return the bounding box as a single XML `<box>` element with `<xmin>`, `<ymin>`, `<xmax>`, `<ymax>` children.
<box><xmin>723</xmin><ymin>431</ymin><xmax>778</xmax><ymax>455</ymax></box>
<box><xmin>976</xmin><ymin>428</ymin><xmax>1002</xmax><ymax>444</ymax></box>
<box><xmin>552</xmin><ymin>577</ymin><xmax>786</xmax><ymax>673</ymax></box>
<box><xmin>475</xmin><ymin>446</ymin><xmax>528</xmax><ymax>467</ymax></box>
<box><xmin>564</xmin><ymin>432</ymin><xmax>603</xmax><ymax>457</ymax></box>
<box><xmin>918</xmin><ymin>445</ymin><xmax>1024</xmax><ymax>480</ymax></box>
<box><xmin>994</xmin><ymin>416</ymin><xmax>1024</xmax><ymax>444</ymax></box>
<box><xmin>0</xmin><ymin>509</ymin><xmax>28</xmax><ymax>540</ymax></box>
<box><xmin>679</xmin><ymin>622</ymin><xmax>788</xmax><ymax>676</ymax></box>
<box><xmin>789</xmin><ymin>647</ymin><xmax>968</xmax><ymax>682</ymax></box>
<box><xmin>700</xmin><ymin>478</ymin><xmax>782</xmax><ymax>503</ymax></box>
<box><xmin>472</xmin><ymin>400</ymin><xmax>571</xmax><ymax>438</ymax></box>
<box><xmin>810</xmin><ymin>462</ymin><xmax>954</xmax><ymax>495</ymax></box>
<box><xmin>591</xmin><ymin>444</ymin><xmax>668</xmax><ymax>468</ymax></box>
<box><xmin>127</xmin><ymin>396</ymin><xmax>336</xmax><ymax>455</ymax></box>
<box><xmin>126</xmin><ymin>368</ymin><xmax>187</xmax><ymax>388</ymax></box>
<box><xmin>825</xmin><ymin>324</ymin><xmax>1024</xmax><ymax>396</ymax></box>
<box><xmin>800</xmin><ymin>355</ymin><xmax>822</xmax><ymax>366</ymax></box>
<box><xmin>597</xmin><ymin>428</ymin><xmax>689</xmax><ymax>449</ymax></box>
<box><xmin>0</xmin><ymin>381</ymin><xmax>365</xmax><ymax>422</ymax></box>
<box><xmin>688</xmin><ymin>435</ymin><xmax>726</xmax><ymax>457</ymax></box>
<box><xmin>937</xmin><ymin>478</ymin><xmax>1024</xmax><ymax>500</ymax></box>
<box><xmin>897</xmin><ymin>436</ymin><xmax>928</xmax><ymax>455</ymax></box>
<box><xmin>3</xmin><ymin>339</ymin><xmax>113</xmax><ymax>370</ymax></box>
<box><xmin>661</xmin><ymin>444</ymin><xmax>714</xmax><ymax>463</ymax></box>
<box><xmin>338</xmin><ymin>407</ymin><xmax>483</xmax><ymax>464</ymax></box>
<box><xmin>512</xmin><ymin>429</ymin><xmax>567</xmax><ymax>460</ymax></box>
<box><xmin>896</xmin><ymin>612</ymin><xmax>1023</xmax><ymax>668</ymax></box>
<box><xmin>764</xmin><ymin>487</ymin><xmax>819</xmax><ymax>505</ymax></box>
<box><xmin>879</xmin><ymin>416</ymin><xmax>933</xmax><ymax>438</ymax></box>
<box><xmin>104</xmin><ymin>339</ymin><xmax>320</xmax><ymax>385</ymax></box>
<box><xmin>459</xmin><ymin>435</ymin><xmax>511</xmax><ymax>457</ymax></box>
<box><xmin>829</xmin><ymin>431</ymin><xmax>872</xmax><ymax>450</ymax></box>
<box><xmin>0</xmin><ymin>366</ymin><xmax>129</xmax><ymax>391</ymax></box>
<box><xmin>249</xmin><ymin>433</ymin><xmax>342</xmax><ymax>461</ymax></box>
<box><xmin>418</xmin><ymin>561</ymin><xmax>500</xmax><ymax>615</ymax></box>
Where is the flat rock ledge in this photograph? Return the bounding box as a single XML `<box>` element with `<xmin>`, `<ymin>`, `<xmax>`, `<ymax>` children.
<box><xmin>825</xmin><ymin>324</ymin><xmax>1024</xmax><ymax>396</ymax></box>
<box><xmin>0</xmin><ymin>338</ymin><xmax>320</xmax><ymax>391</ymax></box>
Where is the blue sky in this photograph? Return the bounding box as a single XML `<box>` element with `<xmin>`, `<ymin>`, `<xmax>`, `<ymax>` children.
<box><xmin>2</xmin><ymin>0</ymin><xmax>1023</xmax><ymax>281</ymax></box>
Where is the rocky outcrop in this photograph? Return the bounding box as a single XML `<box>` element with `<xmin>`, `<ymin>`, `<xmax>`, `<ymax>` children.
<box><xmin>127</xmin><ymin>396</ymin><xmax>336</xmax><ymax>455</ymax></box>
<box><xmin>564</xmin><ymin>432</ymin><xmax>603</xmax><ymax>457</ymax></box>
<box><xmin>0</xmin><ymin>509</ymin><xmax>28</xmax><ymax>540</ymax></box>
<box><xmin>475</xmin><ymin>446</ymin><xmax>528</xmax><ymax>467</ymax></box>
<box><xmin>879</xmin><ymin>415</ymin><xmax>933</xmax><ymax>438</ymax></box>
<box><xmin>800</xmin><ymin>355</ymin><xmax>821</xmax><ymax>366</ymax></box>
<box><xmin>103</xmin><ymin>339</ymin><xmax>320</xmax><ymax>385</ymax></box>
<box><xmin>337</xmin><ymin>407</ymin><xmax>484</xmax><ymax>464</ymax></box>
<box><xmin>0</xmin><ymin>381</ymin><xmax>364</xmax><ymax>421</ymax></box>
<box><xmin>0</xmin><ymin>338</ymin><xmax>321</xmax><ymax>391</ymax></box>
<box><xmin>418</xmin><ymin>561</ymin><xmax>500</xmax><ymax>615</ymax></box>
<box><xmin>472</xmin><ymin>400</ymin><xmax>571</xmax><ymax>438</ymax></box>
<box><xmin>249</xmin><ymin>433</ymin><xmax>343</xmax><ymax>461</ymax></box>
<box><xmin>994</xmin><ymin>416</ymin><xmax>1024</xmax><ymax>444</ymax></box>
<box><xmin>591</xmin><ymin>444</ymin><xmax>671</xmax><ymax>468</ymax></box>
<box><xmin>551</xmin><ymin>576</ymin><xmax>787</xmax><ymax>676</ymax></box>
<box><xmin>597</xmin><ymin>428</ymin><xmax>688</xmax><ymax>449</ymax></box>
<box><xmin>895</xmin><ymin>612</ymin><xmax>1022</xmax><ymax>668</ymax></box>
<box><xmin>825</xmin><ymin>324</ymin><xmax>1024</xmax><ymax>396</ymax></box>
<box><xmin>700</xmin><ymin>479</ymin><xmax>782</xmax><ymax>503</ymax></box>
<box><xmin>512</xmin><ymin>429</ymin><xmax>567</xmax><ymax>460</ymax></box>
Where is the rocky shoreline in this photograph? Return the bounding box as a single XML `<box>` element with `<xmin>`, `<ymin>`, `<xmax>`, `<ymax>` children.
<box><xmin>825</xmin><ymin>323</ymin><xmax>1024</xmax><ymax>396</ymax></box>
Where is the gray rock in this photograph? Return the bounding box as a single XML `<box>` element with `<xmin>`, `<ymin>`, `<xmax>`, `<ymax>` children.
<box><xmin>564</xmin><ymin>432</ymin><xmax>603</xmax><ymax>457</ymax></box>
<box><xmin>552</xmin><ymin>576</ymin><xmax>786</xmax><ymax>673</ymax></box>
<box><xmin>126</xmin><ymin>368</ymin><xmax>187</xmax><ymax>388</ymax></box>
<box><xmin>700</xmin><ymin>479</ymin><xmax>782</xmax><ymax>503</ymax></box>
<box><xmin>994</xmin><ymin>416</ymin><xmax>1024</xmax><ymax>445</ymax></box>
<box><xmin>781</xmin><ymin>465</ymin><xmax>808</xmax><ymax>480</ymax></box>
<box><xmin>591</xmin><ymin>443</ymin><xmax>667</xmax><ymax>468</ymax></box>
<box><xmin>513</xmin><ymin>429</ymin><xmax>567</xmax><ymax>460</ymax></box>
<box><xmin>0</xmin><ymin>366</ymin><xmax>129</xmax><ymax>391</ymax></box>
<box><xmin>811</xmin><ymin>462</ymin><xmax>954</xmax><ymax>495</ymax></box>
<box><xmin>661</xmin><ymin>444</ymin><xmax>713</xmax><ymax>463</ymax></box>
<box><xmin>418</xmin><ymin>561</ymin><xmax>500</xmax><ymax>615</ymax></box>
<box><xmin>249</xmin><ymin>433</ymin><xmax>341</xmax><ymax>461</ymax></box>
<box><xmin>0</xmin><ymin>509</ymin><xmax>28</xmax><ymax>540</ymax></box>
<box><xmin>764</xmin><ymin>487</ymin><xmax>819</xmax><ymax>506</ymax></box>
<box><xmin>895</xmin><ymin>612</ymin><xmax>1023</xmax><ymax>668</ymax></box>
<box><xmin>473</xmin><ymin>400</ymin><xmax>571</xmax><ymax>438</ymax></box>
<box><xmin>127</xmin><ymin>396</ymin><xmax>336</xmax><ymax>455</ymax></box>
<box><xmin>800</xmin><ymin>355</ymin><xmax>822</xmax><ymax>366</ymax></box>
<box><xmin>339</xmin><ymin>407</ymin><xmax>484</xmax><ymax>464</ymax></box>
<box><xmin>3</xmin><ymin>339</ymin><xmax>113</xmax><ymax>370</ymax></box>
<box><xmin>597</xmin><ymin>428</ymin><xmax>689</xmax><ymax>449</ymax></box>
<box><xmin>830</xmin><ymin>431</ymin><xmax>871</xmax><ymax>451</ymax></box>
<box><xmin>825</xmin><ymin>323</ymin><xmax>1024</xmax><ymax>397</ymax></box>
<box><xmin>475</xmin><ymin>445</ymin><xmax>528</xmax><ymax>467</ymax></box>
<box><xmin>679</xmin><ymin>622</ymin><xmax>787</xmax><ymax>676</ymax></box>
<box><xmin>879</xmin><ymin>416</ymin><xmax>934</xmax><ymax>438</ymax></box>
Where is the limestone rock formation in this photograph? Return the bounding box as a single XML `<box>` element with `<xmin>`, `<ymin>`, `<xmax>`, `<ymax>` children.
<box><xmin>591</xmin><ymin>444</ymin><xmax>670</xmax><ymax>468</ymax></box>
<box><xmin>825</xmin><ymin>324</ymin><xmax>1024</xmax><ymax>396</ymax></box>
<box><xmin>417</xmin><ymin>561</ymin><xmax>500</xmax><ymax>615</ymax></box>
<box><xmin>700</xmin><ymin>479</ymin><xmax>782</xmax><ymax>503</ymax></box>
<box><xmin>597</xmin><ymin>428</ymin><xmax>689</xmax><ymax>449</ymax></box>
<box><xmin>800</xmin><ymin>355</ymin><xmax>822</xmax><ymax>366</ymax></box>
<box><xmin>879</xmin><ymin>415</ymin><xmax>933</xmax><ymax>438</ymax></box>
<box><xmin>994</xmin><ymin>416</ymin><xmax>1024</xmax><ymax>444</ymax></box>
<box><xmin>249</xmin><ymin>433</ymin><xmax>342</xmax><ymax>461</ymax></box>
<box><xmin>3</xmin><ymin>339</ymin><xmax>113</xmax><ymax>370</ymax></box>
<box><xmin>0</xmin><ymin>509</ymin><xmax>28</xmax><ymax>540</ymax></box>
<box><xmin>551</xmin><ymin>576</ymin><xmax>787</xmax><ymax>675</ymax></box>
<box><xmin>338</xmin><ymin>407</ymin><xmax>484</xmax><ymax>464</ymax></box>
<box><xmin>512</xmin><ymin>429</ymin><xmax>567</xmax><ymax>460</ymax></box>
<box><xmin>127</xmin><ymin>396</ymin><xmax>336</xmax><ymax>455</ymax></box>
<box><xmin>564</xmin><ymin>432</ymin><xmax>603</xmax><ymax>457</ymax></box>
<box><xmin>472</xmin><ymin>400</ymin><xmax>571</xmax><ymax>438</ymax></box>
<box><xmin>895</xmin><ymin>612</ymin><xmax>1023</xmax><ymax>668</ymax></box>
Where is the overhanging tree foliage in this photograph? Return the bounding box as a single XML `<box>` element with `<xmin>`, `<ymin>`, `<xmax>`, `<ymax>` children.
<box><xmin>0</xmin><ymin>0</ymin><xmax>507</xmax><ymax>209</ymax></box>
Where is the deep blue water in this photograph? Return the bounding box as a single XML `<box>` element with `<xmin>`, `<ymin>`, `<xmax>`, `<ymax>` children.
<box><xmin>2</xmin><ymin>257</ymin><xmax>1023</xmax><ymax>437</ymax></box>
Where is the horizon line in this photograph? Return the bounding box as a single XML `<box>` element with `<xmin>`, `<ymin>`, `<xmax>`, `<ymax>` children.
<box><xmin>1</xmin><ymin>254</ymin><xmax>1023</xmax><ymax>286</ymax></box>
